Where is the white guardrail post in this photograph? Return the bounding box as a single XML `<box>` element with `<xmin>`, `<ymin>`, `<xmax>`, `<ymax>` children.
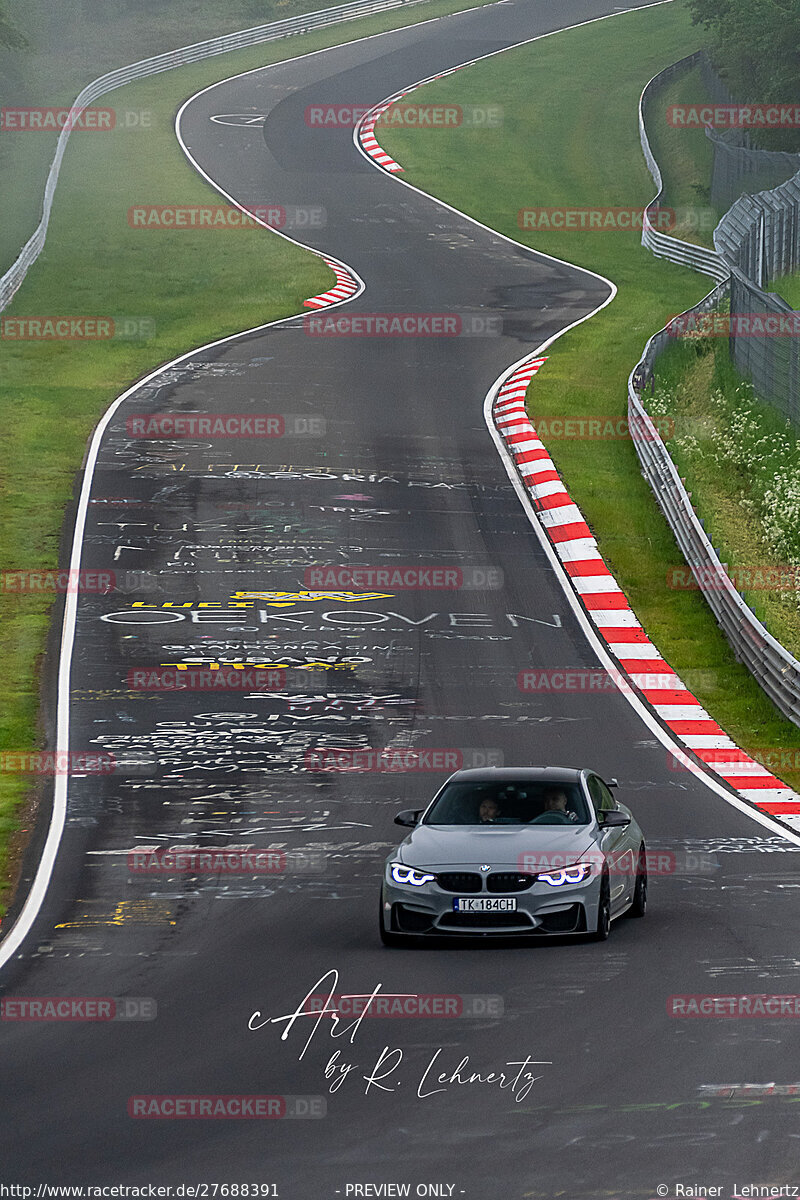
<box><xmin>0</xmin><ymin>0</ymin><xmax>427</xmax><ymax>310</ymax></box>
<box><xmin>629</xmin><ymin>55</ymin><xmax>800</xmax><ymax>728</ymax></box>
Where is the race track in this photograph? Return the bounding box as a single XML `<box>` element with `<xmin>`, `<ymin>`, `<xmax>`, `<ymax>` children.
<box><xmin>3</xmin><ymin>1</ymin><xmax>800</xmax><ymax>1193</ymax></box>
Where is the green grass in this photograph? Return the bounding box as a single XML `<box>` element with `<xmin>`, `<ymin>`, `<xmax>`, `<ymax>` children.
<box><xmin>0</xmin><ymin>0</ymin><xmax>452</xmax><ymax>271</ymax></box>
<box><xmin>0</xmin><ymin>0</ymin><xmax>503</xmax><ymax>916</ymax></box>
<box><xmin>379</xmin><ymin>0</ymin><xmax>800</xmax><ymax>788</ymax></box>
<box><xmin>769</xmin><ymin>274</ymin><xmax>800</xmax><ymax>309</ymax></box>
<box><xmin>649</xmin><ymin>336</ymin><xmax>800</xmax><ymax>651</ymax></box>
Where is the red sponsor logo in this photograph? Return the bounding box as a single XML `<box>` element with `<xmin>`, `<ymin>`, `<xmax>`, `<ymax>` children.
<box><xmin>2</xmin><ymin>998</ymin><xmax>114</xmax><ymax>1020</ymax></box>
<box><xmin>304</xmin><ymin>993</ymin><xmax>464</xmax><ymax>1016</ymax></box>
<box><xmin>128</xmin><ymin>1095</ymin><xmax>287</xmax><ymax>1119</ymax></box>
<box><xmin>306</xmin><ymin>103</ymin><xmax>463</xmax><ymax>128</ymax></box>
<box><xmin>667</xmin><ymin>312</ymin><xmax>800</xmax><ymax>338</ymax></box>
<box><xmin>127</xmin><ymin>205</ymin><xmax>286</xmax><ymax>229</ymax></box>
<box><xmin>667</xmin><ymin>104</ymin><xmax>800</xmax><ymax>129</ymax></box>
<box><xmin>518</xmin><ymin>669</ymin><xmax>628</xmax><ymax>694</ymax></box>
<box><xmin>668</xmin><ymin>995</ymin><xmax>800</xmax><ymax>1017</ymax></box>
<box><xmin>126</xmin><ymin>414</ymin><xmax>285</xmax><ymax>438</ymax></box>
<box><xmin>2</xmin><ymin>996</ymin><xmax>156</xmax><ymax>1020</ymax></box>
<box><xmin>128</xmin><ymin>847</ymin><xmax>287</xmax><ymax>874</ymax></box>
<box><xmin>528</xmin><ymin>416</ymin><xmax>674</xmax><ymax>440</ymax></box>
<box><xmin>304</xmin><ymin>314</ymin><xmax>461</xmax><ymax>336</ymax></box>
<box><xmin>0</xmin><ymin>570</ymin><xmax>114</xmax><ymax>593</ymax></box>
<box><xmin>0</xmin><ymin>752</ymin><xmax>115</xmax><ymax>776</ymax></box>
<box><xmin>517</xmin><ymin>850</ymin><xmax>675</xmax><ymax>876</ymax></box>
<box><xmin>0</xmin><ymin>107</ymin><xmax>115</xmax><ymax>131</ymax></box>
<box><xmin>667</xmin><ymin>564</ymin><xmax>800</xmax><ymax>591</ymax></box>
<box><xmin>518</xmin><ymin>669</ymin><xmax>716</xmax><ymax>695</ymax></box>
<box><xmin>668</xmin><ymin>746</ymin><xmax>800</xmax><ymax>772</ymax></box>
<box><xmin>127</xmin><ymin>668</ymin><xmax>285</xmax><ymax>691</ymax></box>
<box><xmin>1</xmin><ymin>317</ymin><xmax>114</xmax><ymax>340</ymax></box>
<box><xmin>518</xmin><ymin>207</ymin><xmax>675</xmax><ymax>232</ymax></box>
<box><xmin>305</xmin><ymin>748</ymin><xmax>462</xmax><ymax>772</ymax></box>
<box><xmin>304</xmin><ymin>566</ymin><xmax>462</xmax><ymax>589</ymax></box>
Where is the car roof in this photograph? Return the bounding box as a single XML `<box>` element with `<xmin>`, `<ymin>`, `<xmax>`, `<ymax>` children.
<box><xmin>443</xmin><ymin>767</ymin><xmax>587</xmax><ymax>784</ymax></box>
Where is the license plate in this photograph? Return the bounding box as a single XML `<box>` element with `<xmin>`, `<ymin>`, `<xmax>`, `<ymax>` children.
<box><xmin>453</xmin><ymin>897</ymin><xmax>517</xmax><ymax>912</ymax></box>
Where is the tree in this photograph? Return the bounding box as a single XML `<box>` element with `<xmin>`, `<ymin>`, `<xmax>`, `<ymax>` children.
<box><xmin>688</xmin><ymin>0</ymin><xmax>800</xmax><ymax>98</ymax></box>
<box><xmin>689</xmin><ymin>0</ymin><xmax>800</xmax><ymax>147</ymax></box>
<box><xmin>0</xmin><ymin>2</ymin><xmax>26</xmax><ymax>49</ymax></box>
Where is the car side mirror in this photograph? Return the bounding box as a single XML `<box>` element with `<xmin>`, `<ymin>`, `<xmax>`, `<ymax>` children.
<box><xmin>598</xmin><ymin>810</ymin><xmax>630</xmax><ymax>828</ymax></box>
<box><xmin>394</xmin><ymin>809</ymin><xmax>422</xmax><ymax>828</ymax></box>
<box><xmin>607</xmin><ymin>778</ymin><xmax>619</xmax><ymax>788</ymax></box>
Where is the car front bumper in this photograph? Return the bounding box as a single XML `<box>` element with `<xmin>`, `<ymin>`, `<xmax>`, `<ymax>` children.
<box><xmin>381</xmin><ymin>868</ymin><xmax>603</xmax><ymax>936</ymax></box>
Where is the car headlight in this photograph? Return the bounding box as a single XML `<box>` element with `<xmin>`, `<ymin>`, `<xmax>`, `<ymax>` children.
<box><xmin>537</xmin><ymin>862</ymin><xmax>594</xmax><ymax>887</ymax></box>
<box><xmin>389</xmin><ymin>862</ymin><xmax>435</xmax><ymax>887</ymax></box>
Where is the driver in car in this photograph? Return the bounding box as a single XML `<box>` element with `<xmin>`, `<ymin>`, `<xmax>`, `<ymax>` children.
<box><xmin>478</xmin><ymin>797</ymin><xmax>502</xmax><ymax>823</ymax></box>
<box><xmin>530</xmin><ymin>788</ymin><xmax>576</xmax><ymax>825</ymax></box>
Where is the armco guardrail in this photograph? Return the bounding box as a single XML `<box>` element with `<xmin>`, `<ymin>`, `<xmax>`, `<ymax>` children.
<box><xmin>629</xmin><ymin>56</ymin><xmax>800</xmax><ymax>729</ymax></box>
<box><xmin>638</xmin><ymin>52</ymin><xmax>729</xmax><ymax>285</ymax></box>
<box><xmin>628</xmin><ymin>374</ymin><xmax>800</xmax><ymax>727</ymax></box>
<box><xmin>0</xmin><ymin>0</ymin><xmax>428</xmax><ymax>312</ymax></box>
<box><xmin>712</xmin><ymin>150</ymin><xmax>800</xmax><ymax>424</ymax></box>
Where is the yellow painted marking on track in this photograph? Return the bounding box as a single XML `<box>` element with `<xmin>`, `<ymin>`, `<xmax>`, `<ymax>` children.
<box><xmin>55</xmin><ymin>899</ymin><xmax>177</xmax><ymax>929</ymax></box>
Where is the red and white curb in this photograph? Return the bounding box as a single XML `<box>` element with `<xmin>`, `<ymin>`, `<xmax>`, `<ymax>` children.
<box><xmin>303</xmin><ymin>254</ymin><xmax>360</xmax><ymax>309</ymax></box>
<box><xmin>355</xmin><ymin>65</ymin><xmax>465</xmax><ymax>174</ymax></box>
<box><xmin>494</xmin><ymin>356</ymin><xmax>800</xmax><ymax>832</ymax></box>
<box><xmin>359</xmin><ymin>100</ymin><xmax>405</xmax><ymax>173</ymax></box>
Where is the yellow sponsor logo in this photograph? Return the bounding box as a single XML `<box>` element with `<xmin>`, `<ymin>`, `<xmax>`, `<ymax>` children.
<box><xmin>228</xmin><ymin>590</ymin><xmax>393</xmax><ymax>607</ymax></box>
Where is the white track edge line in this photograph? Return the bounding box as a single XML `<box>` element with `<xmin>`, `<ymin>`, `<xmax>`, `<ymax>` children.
<box><xmin>0</xmin><ymin>10</ymin><xmax>473</xmax><ymax>968</ymax></box>
<box><xmin>4</xmin><ymin>0</ymin><xmax>530</xmax><ymax>968</ymax></box>
<box><xmin>483</xmin><ymin>364</ymin><xmax>800</xmax><ymax>846</ymax></box>
<box><xmin>350</xmin><ymin>4</ymin><xmax>800</xmax><ymax>846</ymax></box>
<box><xmin>5</xmin><ymin>0</ymin><xmax>791</xmax><ymax>974</ymax></box>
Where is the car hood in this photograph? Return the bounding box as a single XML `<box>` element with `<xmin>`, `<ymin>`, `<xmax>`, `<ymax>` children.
<box><xmin>397</xmin><ymin>824</ymin><xmax>597</xmax><ymax>869</ymax></box>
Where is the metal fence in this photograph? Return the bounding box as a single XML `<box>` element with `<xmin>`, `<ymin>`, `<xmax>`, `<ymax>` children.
<box><xmin>714</xmin><ymin>171</ymin><xmax>800</xmax><ymax>423</ymax></box>
<box><xmin>0</xmin><ymin>0</ymin><xmax>427</xmax><ymax>312</ymax></box>
<box><xmin>715</xmin><ymin>172</ymin><xmax>800</xmax><ymax>285</ymax></box>
<box><xmin>705</xmin><ymin>128</ymin><xmax>800</xmax><ymax>212</ymax></box>
<box><xmin>629</xmin><ymin>359</ymin><xmax>800</xmax><ymax>727</ymax></box>
<box><xmin>698</xmin><ymin>53</ymin><xmax>800</xmax><ymax>210</ymax></box>
<box><xmin>630</xmin><ymin>57</ymin><xmax>800</xmax><ymax>729</ymax></box>
<box><xmin>727</xmin><ymin>268</ymin><xmax>800</xmax><ymax>423</ymax></box>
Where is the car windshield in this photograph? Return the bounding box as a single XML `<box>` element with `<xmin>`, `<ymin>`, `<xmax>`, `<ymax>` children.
<box><xmin>423</xmin><ymin>780</ymin><xmax>591</xmax><ymax>826</ymax></box>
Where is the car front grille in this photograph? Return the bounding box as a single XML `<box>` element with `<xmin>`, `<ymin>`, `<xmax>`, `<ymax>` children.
<box><xmin>436</xmin><ymin>872</ymin><xmax>482</xmax><ymax>893</ymax></box>
<box><xmin>438</xmin><ymin>911</ymin><xmax>534</xmax><ymax>930</ymax></box>
<box><xmin>486</xmin><ymin>872</ymin><xmax>535</xmax><ymax>893</ymax></box>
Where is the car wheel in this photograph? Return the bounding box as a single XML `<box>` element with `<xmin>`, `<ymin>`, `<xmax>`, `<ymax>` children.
<box><xmin>627</xmin><ymin>843</ymin><xmax>647</xmax><ymax>918</ymax></box>
<box><xmin>379</xmin><ymin>890</ymin><xmax>406</xmax><ymax>947</ymax></box>
<box><xmin>591</xmin><ymin>872</ymin><xmax>611</xmax><ymax>941</ymax></box>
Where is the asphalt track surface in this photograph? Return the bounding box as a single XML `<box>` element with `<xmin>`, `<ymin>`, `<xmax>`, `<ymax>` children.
<box><xmin>4</xmin><ymin>0</ymin><xmax>800</xmax><ymax>1194</ymax></box>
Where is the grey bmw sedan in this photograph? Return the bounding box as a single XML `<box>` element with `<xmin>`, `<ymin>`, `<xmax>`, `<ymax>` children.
<box><xmin>380</xmin><ymin>767</ymin><xmax>647</xmax><ymax>944</ymax></box>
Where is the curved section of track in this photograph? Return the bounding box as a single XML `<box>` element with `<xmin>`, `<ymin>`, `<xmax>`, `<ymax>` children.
<box><xmin>3</xmin><ymin>2</ymin><xmax>800</xmax><ymax>1194</ymax></box>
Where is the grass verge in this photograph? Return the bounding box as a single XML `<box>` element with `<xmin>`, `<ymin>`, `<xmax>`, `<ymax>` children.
<box><xmin>378</xmin><ymin>0</ymin><xmax>800</xmax><ymax>787</ymax></box>
<box><xmin>0</xmin><ymin>0</ymin><xmax>464</xmax><ymax>271</ymax></box>
<box><xmin>648</xmin><ymin>335</ymin><xmax>800</xmax><ymax>653</ymax></box>
<box><xmin>769</xmin><ymin>275</ymin><xmax>800</xmax><ymax>309</ymax></box>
